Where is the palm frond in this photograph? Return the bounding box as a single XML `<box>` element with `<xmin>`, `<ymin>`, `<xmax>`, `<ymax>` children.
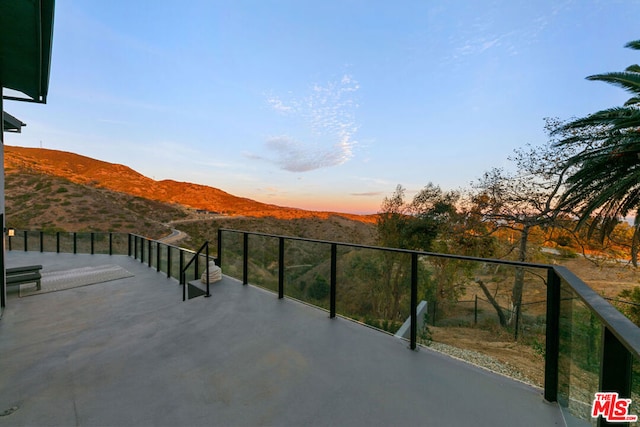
<box><xmin>553</xmin><ymin>40</ymin><xmax>640</xmax><ymax>243</ymax></box>
<box><xmin>625</xmin><ymin>40</ymin><xmax>640</xmax><ymax>50</ymax></box>
<box><xmin>586</xmin><ymin>72</ymin><xmax>640</xmax><ymax>97</ymax></box>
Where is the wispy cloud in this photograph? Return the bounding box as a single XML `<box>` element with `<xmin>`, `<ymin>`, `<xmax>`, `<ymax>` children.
<box><xmin>260</xmin><ymin>135</ymin><xmax>355</xmax><ymax>172</ymax></box>
<box><xmin>253</xmin><ymin>74</ymin><xmax>360</xmax><ymax>172</ymax></box>
<box><xmin>448</xmin><ymin>1</ymin><xmax>575</xmax><ymax>60</ymax></box>
<box><xmin>266</xmin><ymin>97</ymin><xmax>294</xmax><ymax>114</ymax></box>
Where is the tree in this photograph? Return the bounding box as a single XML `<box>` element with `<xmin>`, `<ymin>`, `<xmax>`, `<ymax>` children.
<box><xmin>553</xmin><ymin>40</ymin><xmax>640</xmax><ymax>265</ymax></box>
<box><xmin>471</xmin><ymin>135</ymin><xmax>577</xmax><ymax>326</ymax></box>
<box><xmin>377</xmin><ymin>184</ymin><xmax>457</xmax><ymax>251</ymax></box>
<box><xmin>376</xmin><ymin>184</ymin><xmax>467</xmax><ymax>318</ymax></box>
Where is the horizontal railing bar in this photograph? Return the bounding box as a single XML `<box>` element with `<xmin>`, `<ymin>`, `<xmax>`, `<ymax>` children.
<box><xmin>218</xmin><ymin>228</ymin><xmax>552</xmax><ymax>269</ymax></box>
<box><xmin>128</xmin><ymin>233</ymin><xmax>203</xmax><ymax>259</ymax></box>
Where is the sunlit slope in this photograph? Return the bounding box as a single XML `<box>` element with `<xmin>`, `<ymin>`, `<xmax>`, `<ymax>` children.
<box><xmin>5</xmin><ymin>146</ymin><xmax>376</xmax><ymax>223</ymax></box>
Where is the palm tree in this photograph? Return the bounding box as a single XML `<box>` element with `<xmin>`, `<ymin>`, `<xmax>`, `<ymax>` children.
<box><xmin>554</xmin><ymin>40</ymin><xmax>640</xmax><ymax>264</ymax></box>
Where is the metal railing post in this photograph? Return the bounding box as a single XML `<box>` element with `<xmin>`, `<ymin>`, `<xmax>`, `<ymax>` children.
<box><xmin>167</xmin><ymin>246</ymin><xmax>172</xmax><ymax>278</ymax></box>
<box><xmin>23</xmin><ymin>230</ymin><xmax>27</xmax><ymax>252</ymax></box>
<box><xmin>410</xmin><ymin>253</ymin><xmax>418</xmax><ymax>350</ymax></box>
<box><xmin>91</xmin><ymin>232</ymin><xmax>95</xmax><ymax>254</ymax></box>
<box><xmin>330</xmin><ymin>243</ymin><xmax>337</xmax><ymax>318</ymax></box>
<box><xmin>179</xmin><ymin>249</ymin><xmax>184</xmax><ymax>283</ymax></box>
<box><xmin>598</xmin><ymin>328</ymin><xmax>633</xmax><ymax>427</ymax></box>
<box><xmin>180</xmin><ymin>249</ymin><xmax>186</xmax><ymax>300</ymax></box>
<box><xmin>544</xmin><ymin>268</ymin><xmax>561</xmax><ymax>403</ymax></box>
<box><xmin>56</xmin><ymin>232</ymin><xmax>60</xmax><ymax>253</ymax></box>
<box><xmin>243</xmin><ymin>232</ymin><xmax>248</xmax><ymax>285</ymax></box>
<box><xmin>134</xmin><ymin>235</ymin><xmax>138</xmax><ymax>260</ymax></box>
<box><xmin>39</xmin><ymin>231</ymin><xmax>43</xmax><ymax>252</ymax></box>
<box><xmin>205</xmin><ymin>243</ymin><xmax>211</xmax><ymax>297</ymax></box>
<box><xmin>432</xmin><ymin>301</ymin><xmax>437</xmax><ymax>326</ymax></box>
<box><xmin>73</xmin><ymin>232</ymin><xmax>77</xmax><ymax>254</ymax></box>
<box><xmin>128</xmin><ymin>234</ymin><xmax>132</xmax><ymax>257</ymax></box>
<box><xmin>217</xmin><ymin>228</ymin><xmax>222</xmax><ymax>267</ymax></box>
<box><xmin>156</xmin><ymin>241</ymin><xmax>161</xmax><ymax>272</ymax></box>
<box><xmin>109</xmin><ymin>233</ymin><xmax>113</xmax><ymax>255</ymax></box>
<box><xmin>148</xmin><ymin>239</ymin><xmax>152</xmax><ymax>267</ymax></box>
<box><xmin>474</xmin><ymin>295</ymin><xmax>478</xmax><ymax>325</ymax></box>
<box><xmin>278</xmin><ymin>237</ymin><xmax>285</xmax><ymax>299</ymax></box>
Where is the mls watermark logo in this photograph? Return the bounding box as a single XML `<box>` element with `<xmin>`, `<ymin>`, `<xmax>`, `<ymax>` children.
<box><xmin>592</xmin><ymin>392</ymin><xmax>638</xmax><ymax>423</ymax></box>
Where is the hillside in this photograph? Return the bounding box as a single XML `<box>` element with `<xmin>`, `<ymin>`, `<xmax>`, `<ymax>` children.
<box><xmin>5</xmin><ymin>146</ymin><xmax>377</xmax><ymax>224</ymax></box>
<box><xmin>4</xmin><ymin>145</ymin><xmax>378</xmax><ymax>244</ymax></box>
<box><xmin>5</xmin><ymin>171</ymin><xmax>187</xmax><ymax>239</ymax></box>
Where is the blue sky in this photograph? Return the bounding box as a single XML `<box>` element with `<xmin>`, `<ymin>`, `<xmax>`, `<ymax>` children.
<box><xmin>5</xmin><ymin>0</ymin><xmax>640</xmax><ymax>214</ymax></box>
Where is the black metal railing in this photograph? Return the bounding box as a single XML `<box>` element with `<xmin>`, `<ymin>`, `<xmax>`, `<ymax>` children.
<box><xmin>217</xmin><ymin>228</ymin><xmax>640</xmax><ymax>425</ymax></box>
<box><xmin>7</xmin><ymin>230</ymin><xmax>217</xmax><ymax>302</ymax></box>
<box><xmin>128</xmin><ymin>234</ymin><xmax>216</xmax><ymax>301</ymax></box>
<box><xmin>180</xmin><ymin>241</ymin><xmax>211</xmax><ymax>301</ymax></box>
<box><xmin>8</xmin><ymin>230</ymin><xmax>129</xmax><ymax>255</ymax></box>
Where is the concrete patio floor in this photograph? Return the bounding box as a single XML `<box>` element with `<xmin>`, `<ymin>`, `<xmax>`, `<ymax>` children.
<box><xmin>0</xmin><ymin>251</ymin><xmax>576</xmax><ymax>426</ymax></box>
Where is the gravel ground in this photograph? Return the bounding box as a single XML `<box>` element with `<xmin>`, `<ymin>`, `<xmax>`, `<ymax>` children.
<box><xmin>425</xmin><ymin>341</ymin><xmax>536</xmax><ymax>386</ymax></box>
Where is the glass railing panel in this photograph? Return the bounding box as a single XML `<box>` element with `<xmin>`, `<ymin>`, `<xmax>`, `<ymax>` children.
<box><xmin>74</xmin><ymin>233</ymin><xmax>91</xmax><ymax>254</ymax></box>
<box><xmin>136</xmin><ymin>236</ymin><xmax>144</xmax><ymax>261</ymax></box>
<box><xmin>335</xmin><ymin>246</ymin><xmax>411</xmax><ymax>335</ymax></box>
<box><xmin>25</xmin><ymin>231</ymin><xmax>39</xmax><ymax>252</ymax></box>
<box><xmin>131</xmin><ymin>236</ymin><xmax>140</xmax><ymax>260</ymax></box>
<box><xmin>219</xmin><ymin>231</ymin><xmax>243</xmax><ymax>281</ymax></box>
<box><xmin>283</xmin><ymin>239</ymin><xmax>331</xmax><ymax>310</ymax></box>
<box><xmin>9</xmin><ymin>232</ymin><xmax>129</xmax><ymax>255</ymax></box>
<box><xmin>7</xmin><ymin>233</ymin><xmax>25</xmax><ymax>251</ymax></box>
<box><xmin>168</xmin><ymin>246</ymin><xmax>181</xmax><ymax>281</ymax></box>
<box><xmin>157</xmin><ymin>243</ymin><xmax>168</xmax><ymax>275</ymax></box>
<box><xmin>111</xmin><ymin>233</ymin><xmax>129</xmax><ymax>255</ymax></box>
<box><xmin>246</xmin><ymin>234</ymin><xmax>279</xmax><ymax>293</ymax></box>
<box><xmin>41</xmin><ymin>232</ymin><xmax>57</xmax><ymax>253</ymax></box>
<box><xmin>141</xmin><ymin>239</ymin><xmax>150</xmax><ymax>265</ymax></box>
<box><xmin>149</xmin><ymin>241</ymin><xmax>157</xmax><ymax>270</ymax></box>
<box><xmin>419</xmin><ymin>258</ymin><xmax>548</xmax><ymax>387</ymax></box>
<box><xmin>130</xmin><ymin>236</ymin><xmax>138</xmax><ymax>260</ymax></box>
<box><xmin>92</xmin><ymin>233</ymin><xmax>111</xmax><ymax>254</ymax></box>
<box><xmin>56</xmin><ymin>232</ymin><xmax>75</xmax><ymax>253</ymax></box>
<box><xmin>558</xmin><ymin>279</ymin><xmax>602</xmax><ymax>424</ymax></box>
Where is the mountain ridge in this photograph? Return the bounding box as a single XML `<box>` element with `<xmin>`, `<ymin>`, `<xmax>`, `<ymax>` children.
<box><xmin>5</xmin><ymin>146</ymin><xmax>377</xmax><ymax>224</ymax></box>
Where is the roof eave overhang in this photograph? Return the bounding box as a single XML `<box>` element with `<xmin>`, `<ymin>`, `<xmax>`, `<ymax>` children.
<box><xmin>2</xmin><ymin>111</ymin><xmax>26</xmax><ymax>133</ymax></box>
<box><xmin>0</xmin><ymin>0</ymin><xmax>55</xmax><ymax>104</ymax></box>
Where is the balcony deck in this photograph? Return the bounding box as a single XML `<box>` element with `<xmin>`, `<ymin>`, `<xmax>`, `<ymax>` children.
<box><xmin>0</xmin><ymin>252</ymin><xmax>576</xmax><ymax>426</ymax></box>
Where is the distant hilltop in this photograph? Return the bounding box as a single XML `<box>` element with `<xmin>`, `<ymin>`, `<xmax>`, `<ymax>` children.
<box><xmin>4</xmin><ymin>145</ymin><xmax>378</xmax><ymax>224</ymax></box>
